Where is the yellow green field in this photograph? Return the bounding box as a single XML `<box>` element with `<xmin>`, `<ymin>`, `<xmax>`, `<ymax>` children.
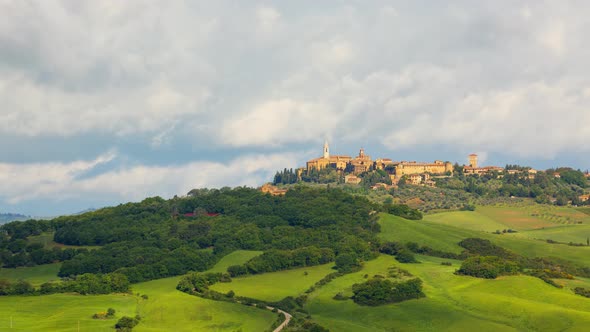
<box><xmin>0</xmin><ymin>293</ymin><xmax>137</xmax><ymax>331</ymax></box>
<box><xmin>426</xmin><ymin>204</ymin><xmax>590</xmax><ymax>231</ymax></box>
<box><xmin>305</xmin><ymin>255</ymin><xmax>590</xmax><ymax>331</ymax></box>
<box><xmin>3</xmin><ymin>206</ymin><xmax>590</xmax><ymax>331</ymax></box>
<box><xmin>425</xmin><ymin>204</ymin><xmax>590</xmax><ymax>245</ymax></box>
<box><xmin>380</xmin><ymin>213</ymin><xmax>590</xmax><ymax>267</ymax></box>
<box><xmin>132</xmin><ymin>276</ymin><xmax>277</xmax><ymax>332</ymax></box>
<box><xmin>210</xmin><ymin>263</ymin><xmax>335</xmax><ymax>302</ymax></box>
<box><xmin>0</xmin><ymin>250</ymin><xmax>277</xmax><ymax>332</ymax></box>
<box><xmin>0</xmin><ymin>263</ymin><xmax>62</xmax><ymax>286</ymax></box>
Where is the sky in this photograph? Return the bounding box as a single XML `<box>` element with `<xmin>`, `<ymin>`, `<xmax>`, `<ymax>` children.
<box><xmin>1</xmin><ymin>0</ymin><xmax>590</xmax><ymax>216</ymax></box>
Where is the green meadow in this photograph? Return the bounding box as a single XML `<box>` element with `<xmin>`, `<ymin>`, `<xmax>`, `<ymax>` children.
<box><xmin>132</xmin><ymin>250</ymin><xmax>275</xmax><ymax>332</ymax></box>
<box><xmin>305</xmin><ymin>255</ymin><xmax>590</xmax><ymax>332</ymax></box>
<box><xmin>425</xmin><ymin>204</ymin><xmax>590</xmax><ymax>245</ymax></box>
<box><xmin>0</xmin><ymin>263</ymin><xmax>62</xmax><ymax>286</ymax></box>
<box><xmin>132</xmin><ymin>276</ymin><xmax>277</xmax><ymax>332</ymax></box>
<box><xmin>28</xmin><ymin>232</ymin><xmax>101</xmax><ymax>250</ymax></box>
<box><xmin>3</xmin><ymin>207</ymin><xmax>590</xmax><ymax>331</ymax></box>
<box><xmin>382</xmin><ymin>212</ymin><xmax>590</xmax><ymax>266</ymax></box>
<box><xmin>210</xmin><ymin>263</ymin><xmax>335</xmax><ymax>302</ymax></box>
<box><xmin>0</xmin><ymin>293</ymin><xmax>137</xmax><ymax>331</ymax></box>
<box><xmin>426</xmin><ymin>204</ymin><xmax>590</xmax><ymax>232</ymax></box>
<box><xmin>205</xmin><ymin>249</ymin><xmax>262</xmax><ymax>273</ymax></box>
<box><xmin>0</xmin><ymin>250</ymin><xmax>277</xmax><ymax>332</ymax></box>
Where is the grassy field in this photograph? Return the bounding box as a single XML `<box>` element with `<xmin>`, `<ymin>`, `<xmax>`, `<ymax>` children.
<box><xmin>132</xmin><ymin>249</ymin><xmax>276</xmax><ymax>332</ymax></box>
<box><xmin>306</xmin><ymin>255</ymin><xmax>590</xmax><ymax>331</ymax></box>
<box><xmin>379</xmin><ymin>213</ymin><xmax>590</xmax><ymax>266</ymax></box>
<box><xmin>0</xmin><ymin>263</ymin><xmax>61</xmax><ymax>286</ymax></box>
<box><xmin>426</xmin><ymin>205</ymin><xmax>590</xmax><ymax>245</ymax></box>
<box><xmin>132</xmin><ymin>276</ymin><xmax>277</xmax><ymax>332</ymax></box>
<box><xmin>210</xmin><ymin>263</ymin><xmax>336</xmax><ymax>302</ymax></box>
<box><xmin>424</xmin><ymin>210</ymin><xmax>506</xmax><ymax>232</ymax></box>
<box><xmin>0</xmin><ymin>250</ymin><xmax>278</xmax><ymax>332</ymax></box>
<box><xmin>28</xmin><ymin>232</ymin><xmax>101</xmax><ymax>250</ymax></box>
<box><xmin>426</xmin><ymin>204</ymin><xmax>590</xmax><ymax>232</ymax></box>
<box><xmin>205</xmin><ymin>250</ymin><xmax>262</xmax><ymax>273</ymax></box>
<box><xmin>0</xmin><ymin>293</ymin><xmax>137</xmax><ymax>331</ymax></box>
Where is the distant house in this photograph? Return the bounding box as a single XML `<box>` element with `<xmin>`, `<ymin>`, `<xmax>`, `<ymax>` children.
<box><xmin>260</xmin><ymin>183</ymin><xmax>288</xmax><ymax>196</ymax></box>
<box><xmin>345</xmin><ymin>174</ymin><xmax>362</xmax><ymax>185</ymax></box>
<box><xmin>408</xmin><ymin>174</ymin><xmax>423</xmax><ymax>185</ymax></box>
<box><xmin>370</xmin><ymin>182</ymin><xmax>390</xmax><ymax>190</ymax></box>
<box><xmin>579</xmin><ymin>194</ymin><xmax>590</xmax><ymax>202</ymax></box>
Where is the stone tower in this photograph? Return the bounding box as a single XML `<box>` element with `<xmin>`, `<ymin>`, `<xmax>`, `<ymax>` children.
<box><xmin>323</xmin><ymin>140</ymin><xmax>330</xmax><ymax>159</ymax></box>
<box><xmin>469</xmin><ymin>154</ymin><xmax>478</xmax><ymax>168</ymax></box>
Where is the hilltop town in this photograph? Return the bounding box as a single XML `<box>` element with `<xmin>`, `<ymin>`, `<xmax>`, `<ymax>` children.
<box><xmin>264</xmin><ymin>142</ymin><xmax>590</xmax><ymax>208</ymax></box>
<box><xmin>266</xmin><ymin>141</ymin><xmax>516</xmax><ymax>191</ymax></box>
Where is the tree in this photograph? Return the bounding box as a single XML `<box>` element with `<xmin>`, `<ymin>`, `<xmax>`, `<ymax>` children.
<box><xmin>335</xmin><ymin>253</ymin><xmax>361</xmax><ymax>273</ymax></box>
<box><xmin>115</xmin><ymin>316</ymin><xmax>140</xmax><ymax>331</ymax></box>
<box><xmin>395</xmin><ymin>249</ymin><xmax>418</xmax><ymax>263</ymax></box>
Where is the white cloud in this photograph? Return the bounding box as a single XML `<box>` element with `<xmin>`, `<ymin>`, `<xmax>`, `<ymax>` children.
<box><xmin>221</xmin><ymin>98</ymin><xmax>336</xmax><ymax>146</ymax></box>
<box><xmin>538</xmin><ymin>20</ymin><xmax>566</xmax><ymax>55</ymax></box>
<box><xmin>0</xmin><ymin>151</ymin><xmax>301</xmax><ymax>205</ymax></box>
<box><xmin>1</xmin><ymin>0</ymin><xmax>590</xmax><ymax>161</ymax></box>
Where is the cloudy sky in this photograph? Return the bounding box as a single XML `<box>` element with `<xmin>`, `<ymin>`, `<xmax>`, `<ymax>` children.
<box><xmin>1</xmin><ymin>1</ymin><xmax>589</xmax><ymax>216</ymax></box>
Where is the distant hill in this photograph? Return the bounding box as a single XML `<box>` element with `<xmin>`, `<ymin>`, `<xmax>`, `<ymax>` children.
<box><xmin>0</xmin><ymin>213</ymin><xmax>30</xmax><ymax>224</ymax></box>
<box><xmin>73</xmin><ymin>208</ymin><xmax>97</xmax><ymax>215</ymax></box>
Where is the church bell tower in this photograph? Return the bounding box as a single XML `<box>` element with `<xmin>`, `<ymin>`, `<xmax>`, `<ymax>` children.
<box><xmin>323</xmin><ymin>140</ymin><xmax>330</xmax><ymax>159</ymax></box>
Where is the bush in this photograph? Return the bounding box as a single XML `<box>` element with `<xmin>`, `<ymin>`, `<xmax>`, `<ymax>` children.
<box><xmin>352</xmin><ymin>277</ymin><xmax>425</xmax><ymax>306</ymax></box>
<box><xmin>395</xmin><ymin>249</ymin><xmax>418</xmax><ymax>263</ymax></box>
<box><xmin>456</xmin><ymin>256</ymin><xmax>519</xmax><ymax>279</ymax></box>
<box><xmin>384</xmin><ymin>204</ymin><xmax>423</xmax><ymax>220</ymax></box>
<box><xmin>334</xmin><ymin>253</ymin><xmax>362</xmax><ymax>273</ymax></box>
<box><xmin>574</xmin><ymin>287</ymin><xmax>590</xmax><ymax>298</ymax></box>
<box><xmin>115</xmin><ymin>316</ymin><xmax>140</xmax><ymax>331</ymax></box>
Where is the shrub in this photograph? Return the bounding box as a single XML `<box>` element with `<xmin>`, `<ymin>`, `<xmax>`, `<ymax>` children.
<box><xmin>395</xmin><ymin>249</ymin><xmax>418</xmax><ymax>263</ymax></box>
<box><xmin>115</xmin><ymin>316</ymin><xmax>140</xmax><ymax>331</ymax></box>
<box><xmin>574</xmin><ymin>287</ymin><xmax>590</xmax><ymax>298</ymax></box>
<box><xmin>456</xmin><ymin>256</ymin><xmax>519</xmax><ymax>279</ymax></box>
<box><xmin>352</xmin><ymin>277</ymin><xmax>425</xmax><ymax>306</ymax></box>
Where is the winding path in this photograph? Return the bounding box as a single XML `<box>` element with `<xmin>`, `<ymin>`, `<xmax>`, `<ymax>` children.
<box><xmin>266</xmin><ymin>306</ymin><xmax>292</xmax><ymax>332</ymax></box>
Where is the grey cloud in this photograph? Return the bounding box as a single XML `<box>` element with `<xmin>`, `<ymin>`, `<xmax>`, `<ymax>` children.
<box><xmin>1</xmin><ymin>0</ymin><xmax>589</xmax><ymax>158</ymax></box>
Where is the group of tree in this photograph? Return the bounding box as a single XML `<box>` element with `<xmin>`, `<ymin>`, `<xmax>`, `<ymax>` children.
<box><xmin>0</xmin><ymin>236</ymin><xmax>87</xmax><ymax>268</ymax></box>
<box><xmin>351</xmin><ymin>277</ymin><xmax>425</xmax><ymax>306</ymax></box>
<box><xmin>382</xmin><ymin>203</ymin><xmax>423</xmax><ymax>220</ymax></box>
<box><xmin>273</xmin><ymin>168</ymin><xmax>299</xmax><ymax>185</ymax></box>
<box><xmin>456</xmin><ymin>255</ymin><xmax>520</xmax><ymax>279</ymax></box>
<box><xmin>436</xmin><ymin>167</ymin><xmax>589</xmax><ymax>206</ymax></box>
<box><xmin>227</xmin><ymin>246</ymin><xmax>336</xmax><ymax>277</ymax></box>
<box><xmin>1</xmin><ymin>186</ymin><xmax>383</xmax><ymax>285</ymax></box>
<box><xmin>0</xmin><ymin>272</ymin><xmax>129</xmax><ymax>296</ymax></box>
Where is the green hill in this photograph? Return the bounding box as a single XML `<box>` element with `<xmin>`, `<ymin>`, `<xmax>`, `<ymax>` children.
<box><xmin>306</xmin><ymin>255</ymin><xmax>590</xmax><ymax>331</ymax></box>
<box><xmin>381</xmin><ymin>213</ymin><xmax>590</xmax><ymax>266</ymax></box>
<box><xmin>0</xmin><ymin>250</ymin><xmax>278</xmax><ymax>332</ymax></box>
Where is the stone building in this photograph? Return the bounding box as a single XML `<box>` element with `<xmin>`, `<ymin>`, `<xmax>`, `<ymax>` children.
<box><xmin>260</xmin><ymin>183</ymin><xmax>288</xmax><ymax>196</ymax></box>
<box><xmin>306</xmin><ymin>141</ymin><xmax>351</xmax><ymax>172</ymax></box>
<box><xmin>344</xmin><ymin>174</ymin><xmax>362</xmax><ymax>184</ymax></box>
<box><xmin>350</xmin><ymin>148</ymin><xmax>373</xmax><ymax>174</ymax></box>
<box><xmin>463</xmin><ymin>153</ymin><xmax>504</xmax><ymax>175</ymax></box>
<box><xmin>393</xmin><ymin>160</ymin><xmax>453</xmax><ymax>178</ymax></box>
